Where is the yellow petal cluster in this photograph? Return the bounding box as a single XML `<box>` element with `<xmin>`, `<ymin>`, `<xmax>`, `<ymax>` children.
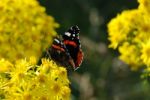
<box><xmin>107</xmin><ymin>0</ymin><xmax>150</xmax><ymax>70</ymax></box>
<box><xmin>138</xmin><ymin>0</ymin><xmax>150</xmax><ymax>14</ymax></box>
<box><xmin>0</xmin><ymin>57</ymin><xmax>71</xmax><ymax>100</ymax></box>
<box><xmin>119</xmin><ymin>42</ymin><xmax>142</xmax><ymax>70</ymax></box>
<box><xmin>0</xmin><ymin>0</ymin><xmax>59</xmax><ymax>62</ymax></box>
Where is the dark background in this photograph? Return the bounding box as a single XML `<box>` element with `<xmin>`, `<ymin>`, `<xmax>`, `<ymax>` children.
<box><xmin>39</xmin><ymin>0</ymin><xmax>150</xmax><ymax>100</ymax></box>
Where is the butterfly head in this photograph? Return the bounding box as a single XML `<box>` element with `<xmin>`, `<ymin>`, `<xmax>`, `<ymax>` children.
<box><xmin>68</xmin><ymin>25</ymin><xmax>80</xmax><ymax>34</ymax></box>
<box><xmin>63</xmin><ymin>25</ymin><xmax>80</xmax><ymax>41</ymax></box>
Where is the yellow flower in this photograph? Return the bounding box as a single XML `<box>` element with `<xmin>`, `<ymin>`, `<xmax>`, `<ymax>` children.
<box><xmin>107</xmin><ymin>0</ymin><xmax>150</xmax><ymax>70</ymax></box>
<box><xmin>0</xmin><ymin>57</ymin><xmax>71</xmax><ymax>100</ymax></box>
<box><xmin>0</xmin><ymin>0</ymin><xmax>59</xmax><ymax>62</ymax></box>
<box><xmin>108</xmin><ymin>10</ymin><xmax>140</xmax><ymax>49</ymax></box>
<box><xmin>119</xmin><ymin>42</ymin><xmax>142</xmax><ymax>70</ymax></box>
<box><xmin>138</xmin><ymin>0</ymin><xmax>150</xmax><ymax>14</ymax></box>
<box><xmin>29</xmin><ymin>56</ymin><xmax>37</xmax><ymax>65</ymax></box>
<box><xmin>61</xmin><ymin>86</ymin><xmax>71</xmax><ymax>100</ymax></box>
<box><xmin>141</xmin><ymin>40</ymin><xmax>150</xmax><ymax>66</ymax></box>
<box><xmin>0</xmin><ymin>58</ymin><xmax>13</xmax><ymax>72</ymax></box>
<box><xmin>51</xmin><ymin>67</ymin><xmax>70</xmax><ymax>85</ymax></box>
<box><xmin>10</xmin><ymin>59</ymin><xmax>31</xmax><ymax>82</ymax></box>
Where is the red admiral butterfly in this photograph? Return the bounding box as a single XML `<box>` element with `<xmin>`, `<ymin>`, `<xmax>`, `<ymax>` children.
<box><xmin>46</xmin><ymin>25</ymin><xmax>83</xmax><ymax>71</ymax></box>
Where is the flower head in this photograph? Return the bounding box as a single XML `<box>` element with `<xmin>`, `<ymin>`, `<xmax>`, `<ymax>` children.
<box><xmin>0</xmin><ymin>0</ymin><xmax>59</xmax><ymax>62</ymax></box>
<box><xmin>119</xmin><ymin>42</ymin><xmax>142</xmax><ymax>70</ymax></box>
<box><xmin>0</xmin><ymin>57</ymin><xmax>71</xmax><ymax>100</ymax></box>
<box><xmin>107</xmin><ymin>0</ymin><xmax>150</xmax><ymax>70</ymax></box>
<box><xmin>138</xmin><ymin>0</ymin><xmax>150</xmax><ymax>14</ymax></box>
<box><xmin>141</xmin><ymin>39</ymin><xmax>150</xmax><ymax>67</ymax></box>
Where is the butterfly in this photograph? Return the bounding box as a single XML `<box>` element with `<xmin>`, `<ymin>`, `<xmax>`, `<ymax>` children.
<box><xmin>45</xmin><ymin>25</ymin><xmax>84</xmax><ymax>71</ymax></box>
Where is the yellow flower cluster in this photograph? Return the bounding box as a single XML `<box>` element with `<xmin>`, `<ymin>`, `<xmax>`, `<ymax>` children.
<box><xmin>0</xmin><ymin>57</ymin><xmax>70</xmax><ymax>100</ymax></box>
<box><xmin>0</xmin><ymin>0</ymin><xmax>59</xmax><ymax>62</ymax></box>
<box><xmin>108</xmin><ymin>0</ymin><xmax>150</xmax><ymax>70</ymax></box>
<box><xmin>0</xmin><ymin>0</ymin><xmax>71</xmax><ymax>99</ymax></box>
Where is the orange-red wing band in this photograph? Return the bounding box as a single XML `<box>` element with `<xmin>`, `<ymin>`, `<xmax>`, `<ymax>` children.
<box><xmin>64</xmin><ymin>40</ymin><xmax>77</xmax><ymax>47</ymax></box>
<box><xmin>75</xmin><ymin>49</ymin><xmax>84</xmax><ymax>68</ymax></box>
<box><xmin>52</xmin><ymin>44</ymin><xmax>65</xmax><ymax>52</ymax></box>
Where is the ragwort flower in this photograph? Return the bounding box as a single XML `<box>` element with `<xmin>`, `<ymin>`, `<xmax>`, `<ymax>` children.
<box><xmin>141</xmin><ymin>39</ymin><xmax>150</xmax><ymax>67</ymax></box>
<box><xmin>108</xmin><ymin>0</ymin><xmax>150</xmax><ymax>70</ymax></box>
<box><xmin>0</xmin><ymin>0</ymin><xmax>59</xmax><ymax>62</ymax></box>
<box><xmin>0</xmin><ymin>57</ymin><xmax>71</xmax><ymax>100</ymax></box>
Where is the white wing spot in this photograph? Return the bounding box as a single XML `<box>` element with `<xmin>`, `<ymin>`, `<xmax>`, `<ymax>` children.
<box><xmin>54</xmin><ymin>38</ymin><xmax>60</xmax><ymax>43</ymax></box>
<box><xmin>73</xmin><ymin>34</ymin><xmax>75</xmax><ymax>37</ymax></box>
<box><xmin>65</xmin><ymin>32</ymin><xmax>71</xmax><ymax>37</ymax></box>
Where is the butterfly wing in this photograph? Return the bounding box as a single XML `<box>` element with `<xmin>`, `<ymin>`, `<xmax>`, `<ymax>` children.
<box><xmin>63</xmin><ymin>25</ymin><xmax>83</xmax><ymax>70</ymax></box>
<box><xmin>74</xmin><ymin>49</ymin><xmax>84</xmax><ymax>70</ymax></box>
<box><xmin>46</xmin><ymin>37</ymin><xmax>75</xmax><ymax>71</ymax></box>
<box><xmin>42</xmin><ymin>26</ymin><xmax>83</xmax><ymax>71</ymax></box>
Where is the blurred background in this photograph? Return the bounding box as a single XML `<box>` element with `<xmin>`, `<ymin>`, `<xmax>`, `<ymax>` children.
<box><xmin>39</xmin><ymin>0</ymin><xmax>150</xmax><ymax>100</ymax></box>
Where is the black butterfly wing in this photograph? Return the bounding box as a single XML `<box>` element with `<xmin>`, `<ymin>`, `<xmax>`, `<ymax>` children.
<box><xmin>63</xmin><ymin>25</ymin><xmax>83</xmax><ymax>70</ymax></box>
<box><xmin>45</xmin><ymin>38</ymin><xmax>75</xmax><ymax>71</ymax></box>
